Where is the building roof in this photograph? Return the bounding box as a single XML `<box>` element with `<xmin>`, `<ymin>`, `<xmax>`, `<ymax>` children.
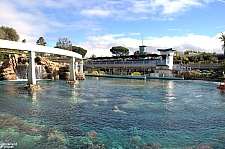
<box><xmin>157</xmin><ymin>48</ymin><xmax>175</xmax><ymax>51</ymax></box>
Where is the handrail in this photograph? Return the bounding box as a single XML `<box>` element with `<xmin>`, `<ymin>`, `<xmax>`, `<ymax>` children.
<box><xmin>85</xmin><ymin>60</ymin><xmax>166</xmax><ymax>65</ymax></box>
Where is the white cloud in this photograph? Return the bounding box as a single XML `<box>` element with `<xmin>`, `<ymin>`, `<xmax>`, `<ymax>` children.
<box><xmin>128</xmin><ymin>32</ymin><xmax>141</xmax><ymax>36</ymax></box>
<box><xmin>167</xmin><ymin>28</ymin><xmax>182</xmax><ymax>31</ymax></box>
<box><xmin>76</xmin><ymin>0</ymin><xmax>215</xmax><ymax>21</ymax></box>
<box><xmin>0</xmin><ymin>0</ymin><xmax>101</xmax><ymax>44</ymax></box>
<box><xmin>161</xmin><ymin>0</ymin><xmax>202</xmax><ymax>14</ymax></box>
<box><xmin>130</xmin><ymin>1</ymin><xmax>152</xmax><ymax>13</ymax></box>
<box><xmin>87</xmin><ymin>34</ymin><xmax>125</xmax><ymax>41</ymax></box>
<box><xmin>218</xmin><ymin>0</ymin><xmax>225</xmax><ymax>3</ymax></box>
<box><xmin>81</xmin><ymin>33</ymin><xmax>223</xmax><ymax>57</ymax></box>
<box><xmin>0</xmin><ymin>0</ymin><xmax>224</xmax><ymax>58</ymax></box>
<box><xmin>215</xmin><ymin>26</ymin><xmax>224</xmax><ymax>29</ymax></box>
<box><xmin>81</xmin><ymin>9</ymin><xmax>111</xmax><ymax>17</ymax></box>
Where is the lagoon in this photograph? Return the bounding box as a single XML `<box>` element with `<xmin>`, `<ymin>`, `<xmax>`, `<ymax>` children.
<box><xmin>0</xmin><ymin>78</ymin><xmax>225</xmax><ymax>148</ymax></box>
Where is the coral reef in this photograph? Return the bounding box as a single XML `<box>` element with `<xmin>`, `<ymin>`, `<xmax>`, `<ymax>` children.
<box><xmin>1</xmin><ymin>114</ymin><xmax>223</xmax><ymax>148</ymax></box>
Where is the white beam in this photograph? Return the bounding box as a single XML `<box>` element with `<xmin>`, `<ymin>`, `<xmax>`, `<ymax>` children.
<box><xmin>0</xmin><ymin>39</ymin><xmax>82</xmax><ymax>59</ymax></box>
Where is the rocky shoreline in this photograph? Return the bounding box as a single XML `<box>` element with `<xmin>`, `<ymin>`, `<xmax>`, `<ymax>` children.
<box><xmin>0</xmin><ymin>54</ymin><xmax>222</xmax><ymax>83</ymax></box>
<box><xmin>176</xmin><ymin>71</ymin><xmax>223</xmax><ymax>82</ymax></box>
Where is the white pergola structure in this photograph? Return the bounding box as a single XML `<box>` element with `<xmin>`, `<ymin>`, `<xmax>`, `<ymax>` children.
<box><xmin>0</xmin><ymin>39</ymin><xmax>83</xmax><ymax>85</ymax></box>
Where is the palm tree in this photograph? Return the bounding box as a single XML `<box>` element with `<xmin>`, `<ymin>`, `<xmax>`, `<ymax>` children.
<box><xmin>219</xmin><ymin>32</ymin><xmax>225</xmax><ymax>56</ymax></box>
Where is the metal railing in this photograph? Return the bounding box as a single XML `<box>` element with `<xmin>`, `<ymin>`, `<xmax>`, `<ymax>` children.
<box><xmin>85</xmin><ymin>60</ymin><xmax>166</xmax><ymax>66</ymax></box>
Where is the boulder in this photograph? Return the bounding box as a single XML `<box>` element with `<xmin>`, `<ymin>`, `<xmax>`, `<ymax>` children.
<box><xmin>0</xmin><ymin>58</ymin><xmax>17</xmax><ymax>80</ymax></box>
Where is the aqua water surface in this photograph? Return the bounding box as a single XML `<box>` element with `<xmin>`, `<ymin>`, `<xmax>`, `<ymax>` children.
<box><xmin>0</xmin><ymin>77</ymin><xmax>225</xmax><ymax>148</ymax></box>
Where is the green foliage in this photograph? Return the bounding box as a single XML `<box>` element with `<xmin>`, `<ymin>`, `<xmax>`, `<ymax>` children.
<box><xmin>90</xmin><ymin>54</ymin><xmax>96</xmax><ymax>58</ymax></box>
<box><xmin>0</xmin><ymin>53</ymin><xmax>8</xmax><ymax>62</ymax></box>
<box><xmin>219</xmin><ymin>32</ymin><xmax>225</xmax><ymax>54</ymax></box>
<box><xmin>110</xmin><ymin>46</ymin><xmax>129</xmax><ymax>56</ymax></box>
<box><xmin>199</xmin><ymin>52</ymin><xmax>217</xmax><ymax>63</ymax></box>
<box><xmin>173</xmin><ymin>55</ymin><xmax>189</xmax><ymax>63</ymax></box>
<box><xmin>36</xmin><ymin>37</ymin><xmax>47</xmax><ymax>56</ymax></box>
<box><xmin>72</xmin><ymin>46</ymin><xmax>87</xmax><ymax>58</ymax></box>
<box><xmin>174</xmin><ymin>50</ymin><xmax>181</xmax><ymax>56</ymax></box>
<box><xmin>55</xmin><ymin>38</ymin><xmax>72</xmax><ymax>51</ymax></box>
<box><xmin>0</xmin><ymin>54</ymin><xmax>5</xmax><ymax>62</ymax></box>
<box><xmin>175</xmin><ymin>51</ymin><xmax>218</xmax><ymax>64</ymax></box>
<box><xmin>184</xmin><ymin>50</ymin><xmax>199</xmax><ymax>54</ymax></box>
<box><xmin>218</xmin><ymin>59</ymin><xmax>225</xmax><ymax>72</ymax></box>
<box><xmin>0</xmin><ymin>26</ymin><xmax>19</xmax><ymax>41</ymax></box>
<box><xmin>184</xmin><ymin>50</ymin><xmax>191</xmax><ymax>54</ymax></box>
<box><xmin>36</xmin><ymin>37</ymin><xmax>46</xmax><ymax>46</ymax></box>
<box><xmin>0</xmin><ymin>29</ymin><xmax>4</xmax><ymax>39</ymax></box>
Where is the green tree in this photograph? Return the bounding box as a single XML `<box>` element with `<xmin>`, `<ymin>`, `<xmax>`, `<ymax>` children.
<box><xmin>72</xmin><ymin>46</ymin><xmax>87</xmax><ymax>58</ymax></box>
<box><xmin>0</xmin><ymin>54</ymin><xmax>4</xmax><ymax>62</ymax></box>
<box><xmin>90</xmin><ymin>54</ymin><xmax>96</xmax><ymax>58</ymax></box>
<box><xmin>110</xmin><ymin>46</ymin><xmax>129</xmax><ymax>56</ymax></box>
<box><xmin>184</xmin><ymin>50</ymin><xmax>191</xmax><ymax>54</ymax></box>
<box><xmin>0</xmin><ymin>29</ymin><xmax>4</xmax><ymax>39</ymax></box>
<box><xmin>182</xmin><ymin>56</ymin><xmax>189</xmax><ymax>64</ymax></box>
<box><xmin>0</xmin><ymin>26</ymin><xmax>19</xmax><ymax>41</ymax></box>
<box><xmin>218</xmin><ymin>59</ymin><xmax>225</xmax><ymax>73</ymax></box>
<box><xmin>219</xmin><ymin>32</ymin><xmax>225</xmax><ymax>56</ymax></box>
<box><xmin>36</xmin><ymin>37</ymin><xmax>46</xmax><ymax>46</ymax></box>
<box><xmin>36</xmin><ymin>37</ymin><xmax>47</xmax><ymax>56</ymax></box>
<box><xmin>55</xmin><ymin>38</ymin><xmax>72</xmax><ymax>51</ymax></box>
<box><xmin>174</xmin><ymin>50</ymin><xmax>181</xmax><ymax>56</ymax></box>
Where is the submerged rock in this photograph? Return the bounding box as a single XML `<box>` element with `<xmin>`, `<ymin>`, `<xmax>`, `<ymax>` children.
<box><xmin>137</xmin><ymin>142</ymin><xmax>161</xmax><ymax>149</ymax></box>
<box><xmin>23</xmin><ymin>84</ymin><xmax>41</xmax><ymax>90</ymax></box>
<box><xmin>0</xmin><ymin>114</ymin><xmax>23</xmax><ymax>128</ymax></box>
<box><xmin>62</xmin><ymin>124</ymin><xmax>84</xmax><ymax>137</ymax></box>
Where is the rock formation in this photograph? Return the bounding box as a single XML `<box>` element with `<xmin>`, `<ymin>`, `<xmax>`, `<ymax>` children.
<box><xmin>0</xmin><ymin>56</ymin><xmax>17</xmax><ymax>80</ymax></box>
<box><xmin>0</xmin><ymin>54</ymin><xmax>85</xmax><ymax>81</ymax></box>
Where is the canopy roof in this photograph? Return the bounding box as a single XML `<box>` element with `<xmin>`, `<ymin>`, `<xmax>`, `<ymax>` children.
<box><xmin>157</xmin><ymin>48</ymin><xmax>175</xmax><ymax>51</ymax></box>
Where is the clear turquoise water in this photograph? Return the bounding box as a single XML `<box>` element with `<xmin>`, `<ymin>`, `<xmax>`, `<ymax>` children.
<box><xmin>0</xmin><ymin>77</ymin><xmax>225</xmax><ymax>148</ymax></box>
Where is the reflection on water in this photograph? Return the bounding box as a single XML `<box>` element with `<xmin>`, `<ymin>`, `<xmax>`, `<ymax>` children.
<box><xmin>0</xmin><ymin>78</ymin><xmax>225</xmax><ymax>148</ymax></box>
<box><xmin>28</xmin><ymin>90</ymin><xmax>37</xmax><ymax>102</ymax></box>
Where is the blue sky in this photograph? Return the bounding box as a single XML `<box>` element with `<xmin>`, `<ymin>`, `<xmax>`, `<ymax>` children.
<box><xmin>0</xmin><ymin>0</ymin><xmax>224</xmax><ymax>57</ymax></box>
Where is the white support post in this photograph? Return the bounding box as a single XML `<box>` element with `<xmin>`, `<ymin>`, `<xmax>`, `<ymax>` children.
<box><xmin>28</xmin><ymin>51</ymin><xmax>36</xmax><ymax>85</ymax></box>
<box><xmin>75</xmin><ymin>62</ymin><xmax>78</xmax><ymax>75</ymax></box>
<box><xmin>69</xmin><ymin>57</ymin><xmax>76</xmax><ymax>81</ymax></box>
<box><xmin>80</xmin><ymin>60</ymin><xmax>83</xmax><ymax>76</ymax></box>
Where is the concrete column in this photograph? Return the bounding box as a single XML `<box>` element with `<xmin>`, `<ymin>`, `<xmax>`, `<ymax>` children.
<box><xmin>75</xmin><ymin>62</ymin><xmax>78</xmax><ymax>74</ymax></box>
<box><xmin>69</xmin><ymin>57</ymin><xmax>76</xmax><ymax>81</ymax></box>
<box><xmin>28</xmin><ymin>51</ymin><xmax>36</xmax><ymax>85</ymax></box>
<box><xmin>80</xmin><ymin>60</ymin><xmax>83</xmax><ymax>76</ymax></box>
